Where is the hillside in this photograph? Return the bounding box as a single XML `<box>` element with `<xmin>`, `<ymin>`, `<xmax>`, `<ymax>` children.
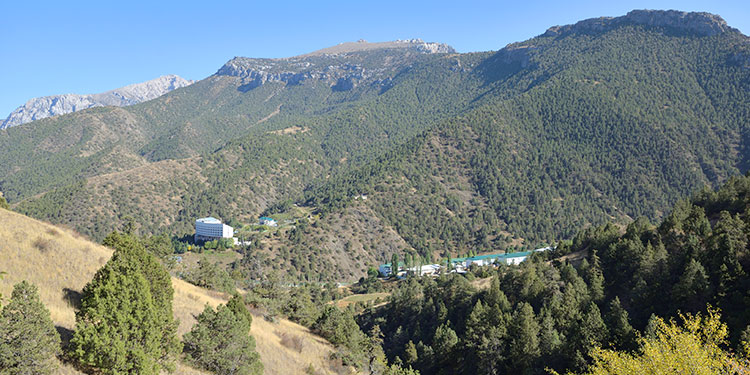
<box><xmin>2</xmin><ymin>9</ymin><xmax>750</xmax><ymax>282</ymax></box>
<box><xmin>0</xmin><ymin>208</ymin><xmax>340</xmax><ymax>375</ymax></box>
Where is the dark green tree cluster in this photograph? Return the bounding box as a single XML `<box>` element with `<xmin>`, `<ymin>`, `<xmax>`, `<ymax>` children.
<box><xmin>0</xmin><ymin>281</ymin><xmax>61</xmax><ymax>375</ymax></box>
<box><xmin>69</xmin><ymin>232</ymin><xmax>181</xmax><ymax>374</ymax></box>
<box><xmin>183</xmin><ymin>295</ymin><xmax>263</xmax><ymax>375</ymax></box>
<box><xmin>362</xmin><ymin>174</ymin><xmax>750</xmax><ymax>374</ymax></box>
<box><xmin>359</xmin><ymin>261</ymin><xmax>628</xmax><ymax>375</ymax></box>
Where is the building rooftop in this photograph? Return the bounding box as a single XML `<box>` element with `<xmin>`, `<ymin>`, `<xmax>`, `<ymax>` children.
<box><xmin>378</xmin><ymin>247</ymin><xmax>553</xmax><ymax>269</ymax></box>
<box><xmin>196</xmin><ymin>217</ymin><xmax>222</xmax><ymax>224</ymax></box>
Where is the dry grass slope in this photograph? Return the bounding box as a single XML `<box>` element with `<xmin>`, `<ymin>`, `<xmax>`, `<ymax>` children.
<box><xmin>0</xmin><ymin>209</ymin><xmax>340</xmax><ymax>375</ymax></box>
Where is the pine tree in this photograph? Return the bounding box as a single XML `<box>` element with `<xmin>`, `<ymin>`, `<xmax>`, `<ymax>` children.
<box><xmin>183</xmin><ymin>303</ymin><xmax>263</xmax><ymax>375</ymax></box>
<box><xmin>671</xmin><ymin>258</ymin><xmax>709</xmax><ymax>310</ymax></box>
<box><xmin>70</xmin><ymin>232</ymin><xmax>180</xmax><ymax>374</ymax></box>
<box><xmin>539</xmin><ymin>308</ymin><xmax>562</xmax><ymax>357</ymax></box>
<box><xmin>509</xmin><ymin>302</ymin><xmax>540</xmax><ymax>372</ymax></box>
<box><xmin>605</xmin><ymin>297</ymin><xmax>636</xmax><ymax>350</ymax></box>
<box><xmin>0</xmin><ymin>281</ymin><xmax>61</xmax><ymax>375</ymax></box>
<box><xmin>586</xmin><ymin>251</ymin><xmax>605</xmax><ymax>302</ymax></box>
<box><xmin>432</xmin><ymin>322</ymin><xmax>458</xmax><ymax>363</ymax></box>
<box><xmin>404</xmin><ymin>340</ymin><xmax>418</xmax><ymax>366</ymax></box>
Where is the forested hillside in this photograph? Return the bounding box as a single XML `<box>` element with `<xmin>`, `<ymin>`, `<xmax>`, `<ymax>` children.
<box><xmin>3</xmin><ymin>10</ymin><xmax>750</xmax><ymax>281</ymax></box>
<box><xmin>358</xmin><ymin>174</ymin><xmax>750</xmax><ymax>375</ymax></box>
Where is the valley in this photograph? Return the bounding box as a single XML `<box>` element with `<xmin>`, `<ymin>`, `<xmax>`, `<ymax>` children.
<box><xmin>1</xmin><ymin>8</ymin><xmax>750</xmax><ymax>375</ymax></box>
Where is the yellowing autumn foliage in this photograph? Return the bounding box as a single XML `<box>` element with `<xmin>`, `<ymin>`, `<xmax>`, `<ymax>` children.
<box><xmin>582</xmin><ymin>307</ymin><xmax>749</xmax><ymax>375</ymax></box>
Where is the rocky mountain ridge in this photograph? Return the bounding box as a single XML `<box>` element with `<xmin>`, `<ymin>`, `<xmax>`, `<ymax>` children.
<box><xmin>544</xmin><ymin>9</ymin><xmax>737</xmax><ymax>37</ymax></box>
<box><xmin>1</xmin><ymin>74</ymin><xmax>193</xmax><ymax>129</ymax></box>
<box><xmin>216</xmin><ymin>39</ymin><xmax>454</xmax><ymax>91</ymax></box>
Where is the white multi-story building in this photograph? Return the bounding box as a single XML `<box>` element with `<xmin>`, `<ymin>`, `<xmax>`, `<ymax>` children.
<box><xmin>195</xmin><ymin>217</ymin><xmax>234</xmax><ymax>242</ymax></box>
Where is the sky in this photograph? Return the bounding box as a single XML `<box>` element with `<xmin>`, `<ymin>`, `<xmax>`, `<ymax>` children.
<box><xmin>1</xmin><ymin>0</ymin><xmax>748</xmax><ymax>117</ymax></box>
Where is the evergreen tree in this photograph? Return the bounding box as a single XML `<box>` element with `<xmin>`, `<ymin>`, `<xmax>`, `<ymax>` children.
<box><xmin>539</xmin><ymin>308</ymin><xmax>563</xmax><ymax>357</ymax></box>
<box><xmin>586</xmin><ymin>251</ymin><xmax>605</xmax><ymax>302</ymax></box>
<box><xmin>576</xmin><ymin>303</ymin><xmax>608</xmax><ymax>359</ymax></box>
<box><xmin>432</xmin><ymin>323</ymin><xmax>458</xmax><ymax>357</ymax></box>
<box><xmin>226</xmin><ymin>293</ymin><xmax>253</xmax><ymax>327</ymax></box>
<box><xmin>102</xmin><ymin>232</ymin><xmax>181</xmax><ymax>365</ymax></box>
<box><xmin>70</xmin><ymin>232</ymin><xmax>180</xmax><ymax>374</ymax></box>
<box><xmin>671</xmin><ymin>259</ymin><xmax>709</xmax><ymax>311</ymax></box>
<box><xmin>0</xmin><ymin>192</ymin><xmax>9</xmax><ymax>210</ymax></box>
<box><xmin>312</xmin><ymin>305</ymin><xmax>364</xmax><ymax>351</ymax></box>
<box><xmin>604</xmin><ymin>297</ymin><xmax>636</xmax><ymax>351</ymax></box>
<box><xmin>183</xmin><ymin>303</ymin><xmax>263</xmax><ymax>375</ymax></box>
<box><xmin>0</xmin><ymin>281</ymin><xmax>61</xmax><ymax>375</ymax></box>
<box><xmin>509</xmin><ymin>302</ymin><xmax>540</xmax><ymax>372</ymax></box>
<box><xmin>404</xmin><ymin>340</ymin><xmax>418</xmax><ymax>366</ymax></box>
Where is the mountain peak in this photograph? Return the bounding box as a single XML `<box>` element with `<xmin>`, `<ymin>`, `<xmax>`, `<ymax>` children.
<box><xmin>1</xmin><ymin>75</ymin><xmax>194</xmax><ymax>129</ymax></box>
<box><xmin>543</xmin><ymin>9</ymin><xmax>736</xmax><ymax>38</ymax></box>
<box><xmin>296</xmin><ymin>39</ymin><xmax>455</xmax><ymax>57</ymax></box>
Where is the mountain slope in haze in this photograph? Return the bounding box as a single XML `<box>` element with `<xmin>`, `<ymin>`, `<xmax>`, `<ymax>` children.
<box><xmin>4</xmin><ymin>10</ymin><xmax>750</xmax><ymax>282</ymax></box>
<box><xmin>1</xmin><ymin>74</ymin><xmax>194</xmax><ymax>129</ymax></box>
<box><xmin>0</xmin><ymin>208</ymin><xmax>340</xmax><ymax>375</ymax></box>
<box><xmin>0</xmin><ymin>40</ymin><xmax>465</xmax><ymax>203</ymax></box>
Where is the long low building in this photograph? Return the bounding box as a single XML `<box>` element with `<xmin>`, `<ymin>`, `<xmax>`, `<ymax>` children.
<box><xmin>378</xmin><ymin>246</ymin><xmax>553</xmax><ymax>277</ymax></box>
<box><xmin>458</xmin><ymin>246</ymin><xmax>552</xmax><ymax>268</ymax></box>
<box><xmin>194</xmin><ymin>217</ymin><xmax>234</xmax><ymax>242</ymax></box>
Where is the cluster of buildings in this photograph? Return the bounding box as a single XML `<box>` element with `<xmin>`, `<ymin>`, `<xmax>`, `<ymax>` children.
<box><xmin>378</xmin><ymin>246</ymin><xmax>553</xmax><ymax>278</ymax></box>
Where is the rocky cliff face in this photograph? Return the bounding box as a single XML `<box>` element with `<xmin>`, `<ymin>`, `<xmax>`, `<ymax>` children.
<box><xmin>1</xmin><ymin>75</ymin><xmax>193</xmax><ymax>129</ymax></box>
<box><xmin>215</xmin><ymin>39</ymin><xmax>454</xmax><ymax>91</ymax></box>
<box><xmin>543</xmin><ymin>9</ymin><xmax>737</xmax><ymax>38</ymax></box>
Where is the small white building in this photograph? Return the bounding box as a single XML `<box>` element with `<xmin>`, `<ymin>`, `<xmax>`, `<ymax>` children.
<box><xmin>195</xmin><ymin>217</ymin><xmax>234</xmax><ymax>242</ymax></box>
<box><xmin>406</xmin><ymin>264</ymin><xmax>441</xmax><ymax>277</ymax></box>
<box><xmin>505</xmin><ymin>255</ymin><xmax>527</xmax><ymax>265</ymax></box>
<box><xmin>259</xmin><ymin>217</ymin><xmax>278</xmax><ymax>227</ymax></box>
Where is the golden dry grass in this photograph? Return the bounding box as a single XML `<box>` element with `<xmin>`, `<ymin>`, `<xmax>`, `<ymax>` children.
<box><xmin>0</xmin><ymin>209</ymin><xmax>339</xmax><ymax>375</ymax></box>
<box><xmin>470</xmin><ymin>276</ymin><xmax>493</xmax><ymax>290</ymax></box>
<box><xmin>334</xmin><ymin>292</ymin><xmax>391</xmax><ymax>309</ymax></box>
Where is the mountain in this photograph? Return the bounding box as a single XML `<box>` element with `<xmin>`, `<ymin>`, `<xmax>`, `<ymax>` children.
<box><xmin>1</xmin><ymin>74</ymin><xmax>194</xmax><ymax>129</ymax></box>
<box><xmin>0</xmin><ymin>208</ymin><xmax>340</xmax><ymax>375</ymax></box>
<box><xmin>2</xmin><ymin>10</ymin><xmax>749</xmax><ymax>283</ymax></box>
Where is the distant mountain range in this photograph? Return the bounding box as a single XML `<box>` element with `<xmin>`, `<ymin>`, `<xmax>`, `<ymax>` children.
<box><xmin>1</xmin><ymin>75</ymin><xmax>194</xmax><ymax>129</ymax></box>
<box><xmin>1</xmin><ymin>10</ymin><xmax>749</xmax><ymax>282</ymax></box>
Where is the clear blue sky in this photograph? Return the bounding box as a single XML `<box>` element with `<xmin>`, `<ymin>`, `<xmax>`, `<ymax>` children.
<box><xmin>1</xmin><ymin>0</ymin><xmax>748</xmax><ymax>117</ymax></box>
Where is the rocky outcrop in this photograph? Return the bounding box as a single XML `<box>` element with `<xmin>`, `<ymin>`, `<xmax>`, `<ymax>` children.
<box><xmin>2</xmin><ymin>75</ymin><xmax>193</xmax><ymax>129</ymax></box>
<box><xmin>216</xmin><ymin>39</ymin><xmax>454</xmax><ymax>92</ymax></box>
<box><xmin>543</xmin><ymin>10</ymin><xmax>736</xmax><ymax>38</ymax></box>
